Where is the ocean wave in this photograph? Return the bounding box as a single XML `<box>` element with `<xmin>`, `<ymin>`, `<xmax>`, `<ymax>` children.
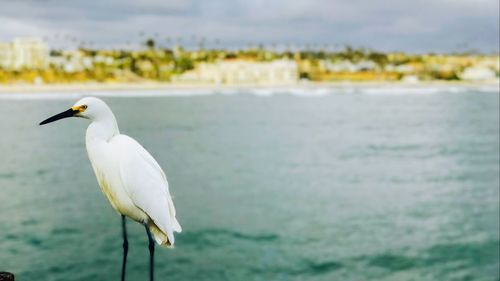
<box><xmin>0</xmin><ymin>89</ymin><xmax>217</xmax><ymax>99</ymax></box>
<box><xmin>287</xmin><ymin>88</ymin><xmax>333</xmax><ymax>96</ymax></box>
<box><xmin>366</xmin><ymin>253</ymin><xmax>419</xmax><ymax>271</ymax></box>
<box><xmin>358</xmin><ymin>239</ymin><xmax>499</xmax><ymax>272</ymax></box>
<box><xmin>0</xmin><ymin>172</ymin><xmax>17</xmax><ymax>179</ymax></box>
<box><xmin>179</xmin><ymin>228</ymin><xmax>279</xmax><ymax>248</ymax></box>
<box><xmin>0</xmin><ymin>85</ymin><xmax>496</xmax><ymax>99</ymax></box>
<box><xmin>251</xmin><ymin>259</ymin><xmax>343</xmax><ymax>276</ymax></box>
<box><xmin>359</xmin><ymin>86</ymin><xmax>466</xmax><ymax>95</ymax></box>
<box><xmin>0</xmin><ymin>93</ymin><xmax>82</xmax><ymax>100</ymax></box>
<box><xmin>51</xmin><ymin>227</ymin><xmax>79</xmax><ymax>235</ymax></box>
<box><xmin>95</xmin><ymin>89</ymin><xmax>216</xmax><ymax>97</ymax></box>
<box><xmin>250</xmin><ymin>88</ymin><xmax>276</xmax><ymax>97</ymax></box>
<box><xmin>473</xmin><ymin>86</ymin><xmax>500</xmax><ymax>93</ymax></box>
<box><xmin>300</xmin><ymin>260</ymin><xmax>343</xmax><ymax>274</ymax></box>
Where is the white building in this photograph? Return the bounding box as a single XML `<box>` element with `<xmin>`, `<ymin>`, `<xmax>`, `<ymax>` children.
<box><xmin>174</xmin><ymin>59</ymin><xmax>299</xmax><ymax>84</ymax></box>
<box><xmin>321</xmin><ymin>60</ymin><xmax>355</xmax><ymax>72</ymax></box>
<box><xmin>459</xmin><ymin>66</ymin><xmax>497</xmax><ymax>81</ymax></box>
<box><xmin>0</xmin><ymin>42</ymin><xmax>14</xmax><ymax>69</ymax></box>
<box><xmin>0</xmin><ymin>38</ymin><xmax>49</xmax><ymax>70</ymax></box>
<box><xmin>49</xmin><ymin>50</ymin><xmax>94</xmax><ymax>73</ymax></box>
<box><xmin>322</xmin><ymin>59</ymin><xmax>379</xmax><ymax>73</ymax></box>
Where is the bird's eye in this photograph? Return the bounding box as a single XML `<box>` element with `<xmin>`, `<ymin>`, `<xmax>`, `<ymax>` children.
<box><xmin>82</xmin><ymin>105</ymin><xmax>88</xmax><ymax>110</ymax></box>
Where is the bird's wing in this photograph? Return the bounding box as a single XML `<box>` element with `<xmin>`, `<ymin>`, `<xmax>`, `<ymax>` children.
<box><xmin>113</xmin><ymin>135</ymin><xmax>181</xmax><ymax>245</ymax></box>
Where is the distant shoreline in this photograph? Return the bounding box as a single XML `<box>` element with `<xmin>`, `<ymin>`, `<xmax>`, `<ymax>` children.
<box><xmin>0</xmin><ymin>80</ymin><xmax>498</xmax><ymax>94</ymax></box>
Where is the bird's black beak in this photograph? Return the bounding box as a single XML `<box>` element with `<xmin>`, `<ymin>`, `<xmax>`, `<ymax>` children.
<box><xmin>39</xmin><ymin>108</ymin><xmax>79</xmax><ymax>125</ymax></box>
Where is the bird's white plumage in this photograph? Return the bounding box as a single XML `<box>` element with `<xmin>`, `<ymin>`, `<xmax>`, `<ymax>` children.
<box><xmin>75</xmin><ymin>97</ymin><xmax>181</xmax><ymax>247</ymax></box>
<box><xmin>115</xmin><ymin>135</ymin><xmax>182</xmax><ymax>244</ymax></box>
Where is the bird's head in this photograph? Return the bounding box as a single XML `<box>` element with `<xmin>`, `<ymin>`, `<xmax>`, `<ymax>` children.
<box><xmin>39</xmin><ymin>97</ymin><xmax>112</xmax><ymax>125</ymax></box>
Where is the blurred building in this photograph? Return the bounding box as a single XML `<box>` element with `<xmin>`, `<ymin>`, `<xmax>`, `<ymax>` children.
<box><xmin>320</xmin><ymin>59</ymin><xmax>380</xmax><ymax>73</ymax></box>
<box><xmin>0</xmin><ymin>38</ymin><xmax>49</xmax><ymax>70</ymax></box>
<box><xmin>0</xmin><ymin>42</ymin><xmax>14</xmax><ymax>69</ymax></box>
<box><xmin>173</xmin><ymin>59</ymin><xmax>298</xmax><ymax>84</ymax></box>
<box><xmin>459</xmin><ymin>66</ymin><xmax>497</xmax><ymax>81</ymax></box>
<box><xmin>49</xmin><ymin>50</ymin><xmax>95</xmax><ymax>73</ymax></box>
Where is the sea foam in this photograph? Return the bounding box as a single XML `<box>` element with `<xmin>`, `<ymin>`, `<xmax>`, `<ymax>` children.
<box><xmin>0</xmin><ymin>84</ymin><xmax>497</xmax><ymax>99</ymax></box>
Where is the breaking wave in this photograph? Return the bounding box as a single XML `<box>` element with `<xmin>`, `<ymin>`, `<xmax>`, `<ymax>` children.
<box><xmin>0</xmin><ymin>84</ymin><xmax>497</xmax><ymax>99</ymax></box>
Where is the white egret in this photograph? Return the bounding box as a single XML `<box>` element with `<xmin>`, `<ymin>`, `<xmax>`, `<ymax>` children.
<box><xmin>40</xmin><ymin>97</ymin><xmax>181</xmax><ymax>281</ymax></box>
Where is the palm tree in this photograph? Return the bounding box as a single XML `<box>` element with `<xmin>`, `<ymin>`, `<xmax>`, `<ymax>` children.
<box><xmin>144</xmin><ymin>38</ymin><xmax>156</xmax><ymax>50</ymax></box>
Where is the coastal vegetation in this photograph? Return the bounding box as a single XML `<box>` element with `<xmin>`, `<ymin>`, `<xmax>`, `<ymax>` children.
<box><xmin>0</xmin><ymin>38</ymin><xmax>498</xmax><ymax>85</ymax></box>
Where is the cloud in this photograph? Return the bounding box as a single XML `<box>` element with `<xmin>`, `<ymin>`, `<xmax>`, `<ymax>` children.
<box><xmin>0</xmin><ymin>0</ymin><xmax>498</xmax><ymax>52</ymax></box>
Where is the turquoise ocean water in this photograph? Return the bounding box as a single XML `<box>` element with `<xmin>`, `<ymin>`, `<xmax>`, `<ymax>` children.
<box><xmin>0</xmin><ymin>86</ymin><xmax>498</xmax><ymax>280</ymax></box>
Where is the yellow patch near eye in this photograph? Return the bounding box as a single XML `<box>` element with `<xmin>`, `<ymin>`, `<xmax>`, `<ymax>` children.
<box><xmin>71</xmin><ymin>105</ymin><xmax>86</xmax><ymax>112</ymax></box>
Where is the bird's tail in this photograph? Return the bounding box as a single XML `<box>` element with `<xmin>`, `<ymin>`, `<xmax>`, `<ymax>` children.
<box><xmin>148</xmin><ymin>217</ymin><xmax>182</xmax><ymax>248</ymax></box>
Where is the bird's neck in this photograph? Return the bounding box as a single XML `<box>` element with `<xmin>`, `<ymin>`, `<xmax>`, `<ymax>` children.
<box><xmin>86</xmin><ymin>116</ymin><xmax>120</xmax><ymax>142</ymax></box>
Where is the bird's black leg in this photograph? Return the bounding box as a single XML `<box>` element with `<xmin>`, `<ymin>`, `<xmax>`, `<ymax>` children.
<box><xmin>121</xmin><ymin>215</ymin><xmax>128</xmax><ymax>281</ymax></box>
<box><xmin>144</xmin><ymin>224</ymin><xmax>155</xmax><ymax>281</ymax></box>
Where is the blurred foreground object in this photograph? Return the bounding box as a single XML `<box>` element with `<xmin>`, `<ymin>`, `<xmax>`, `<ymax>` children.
<box><xmin>0</xmin><ymin>272</ymin><xmax>14</xmax><ymax>281</ymax></box>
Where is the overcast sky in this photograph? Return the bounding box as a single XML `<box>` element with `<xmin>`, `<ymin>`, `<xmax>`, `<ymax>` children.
<box><xmin>0</xmin><ymin>0</ymin><xmax>498</xmax><ymax>52</ymax></box>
